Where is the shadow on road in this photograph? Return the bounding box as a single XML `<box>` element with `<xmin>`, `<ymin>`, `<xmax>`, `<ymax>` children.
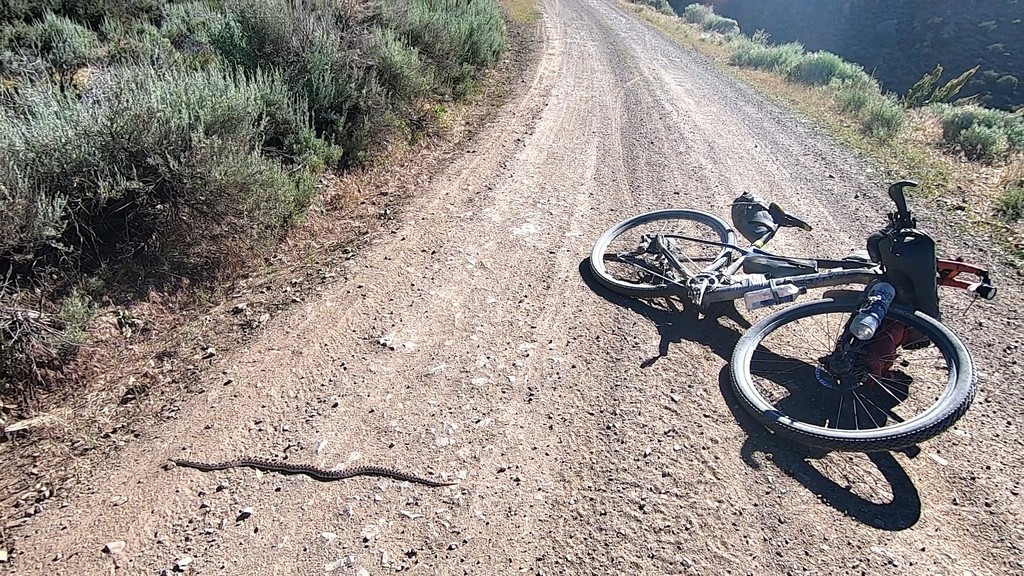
<box><xmin>579</xmin><ymin>258</ymin><xmax>922</xmax><ymax>530</ymax></box>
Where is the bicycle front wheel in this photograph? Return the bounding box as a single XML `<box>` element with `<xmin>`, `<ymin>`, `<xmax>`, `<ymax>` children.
<box><xmin>730</xmin><ymin>298</ymin><xmax>975</xmax><ymax>452</ymax></box>
<box><xmin>589</xmin><ymin>209</ymin><xmax>736</xmax><ymax>298</ymax></box>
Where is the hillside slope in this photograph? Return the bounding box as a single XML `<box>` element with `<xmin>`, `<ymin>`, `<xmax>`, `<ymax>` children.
<box><xmin>695</xmin><ymin>0</ymin><xmax>1024</xmax><ymax>110</ymax></box>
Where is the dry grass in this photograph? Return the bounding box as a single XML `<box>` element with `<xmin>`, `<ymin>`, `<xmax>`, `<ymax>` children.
<box><xmin>502</xmin><ymin>0</ymin><xmax>541</xmax><ymax>25</ymax></box>
<box><xmin>625</xmin><ymin>1</ymin><xmax>1023</xmax><ymax>267</ymax></box>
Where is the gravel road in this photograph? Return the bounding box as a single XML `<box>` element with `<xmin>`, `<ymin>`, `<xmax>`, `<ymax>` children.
<box><xmin>7</xmin><ymin>0</ymin><xmax>1022</xmax><ymax>574</ymax></box>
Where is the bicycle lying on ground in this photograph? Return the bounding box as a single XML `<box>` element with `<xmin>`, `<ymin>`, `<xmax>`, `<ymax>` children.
<box><xmin>590</xmin><ymin>181</ymin><xmax>997</xmax><ymax>452</ymax></box>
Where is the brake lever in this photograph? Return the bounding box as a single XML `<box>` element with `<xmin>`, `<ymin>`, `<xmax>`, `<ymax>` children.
<box><xmin>887</xmin><ymin>180</ymin><xmax>918</xmax><ymax>225</ymax></box>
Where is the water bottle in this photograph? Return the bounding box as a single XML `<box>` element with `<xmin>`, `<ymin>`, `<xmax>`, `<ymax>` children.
<box><xmin>743</xmin><ymin>282</ymin><xmax>802</xmax><ymax>311</ymax></box>
<box><xmin>849</xmin><ymin>282</ymin><xmax>897</xmax><ymax>340</ymax></box>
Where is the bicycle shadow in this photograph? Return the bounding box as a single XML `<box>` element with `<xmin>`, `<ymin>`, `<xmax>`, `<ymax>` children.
<box><xmin>578</xmin><ymin>258</ymin><xmax>922</xmax><ymax>530</ymax></box>
<box><xmin>717</xmin><ymin>366</ymin><xmax>921</xmax><ymax>530</ymax></box>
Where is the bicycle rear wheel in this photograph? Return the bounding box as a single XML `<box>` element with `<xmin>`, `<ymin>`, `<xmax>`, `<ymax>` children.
<box><xmin>730</xmin><ymin>298</ymin><xmax>975</xmax><ymax>452</ymax></box>
<box><xmin>589</xmin><ymin>209</ymin><xmax>736</xmax><ymax>298</ymax></box>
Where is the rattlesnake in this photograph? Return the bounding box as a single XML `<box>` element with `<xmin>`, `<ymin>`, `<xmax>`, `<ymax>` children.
<box><xmin>170</xmin><ymin>457</ymin><xmax>456</xmax><ymax>487</ymax></box>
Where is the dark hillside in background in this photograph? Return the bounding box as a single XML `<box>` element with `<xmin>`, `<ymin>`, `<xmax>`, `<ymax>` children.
<box><xmin>674</xmin><ymin>0</ymin><xmax>1024</xmax><ymax>110</ymax></box>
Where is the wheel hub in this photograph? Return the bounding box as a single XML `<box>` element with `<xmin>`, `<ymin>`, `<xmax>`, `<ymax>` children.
<box><xmin>815</xmin><ymin>354</ymin><xmax>867</xmax><ymax>391</ymax></box>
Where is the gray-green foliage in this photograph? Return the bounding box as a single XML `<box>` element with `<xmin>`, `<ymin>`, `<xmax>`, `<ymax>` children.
<box><xmin>0</xmin><ymin>0</ymin><xmax>506</xmax><ymax>278</ymax></box>
<box><xmin>931</xmin><ymin>103</ymin><xmax>1024</xmax><ymax>161</ymax></box>
<box><xmin>788</xmin><ymin>51</ymin><xmax>870</xmax><ymax>87</ymax></box>
<box><xmin>999</xmin><ymin>176</ymin><xmax>1024</xmax><ymax>221</ymax></box>
<box><xmin>631</xmin><ymin>0</ymin><xmax>674</xmax><ymax>16</ymax></box>
<box><xmin>730</xmin><ymin>40</ymin><xmax>804</xmax><ymax>75</ymax></box>
<box><xmin>722</xmin><ymin>26</ymin><xmax>901</xmax><ymax>141</ymax></box>
<box><xmin>862</xmin><ymin>95</ymin><xmax>905</xmax><ymax>140</ymax></box>
<box><xmin>0</xmin><ymin>0</ymin><xmax>507</xmax><ymax>399</ymax></box>
<box><xmin>677</xmin><ymin>4</ymin><xmax>738</xmax><ymax>34</ymax></box>
<box><xmin>681</xmin><ymin>4</ymin><xmax>712</xmax><ymax>25</ymax></box>
<box><xmin>0</xmin><ymin>66</ymin><xmax>315</xmax><ymax>270</ymax></box>
<box><xmin>382</xmin><ymin>0</ymin><xmax>508</xmax><ymax>98</ymax></box>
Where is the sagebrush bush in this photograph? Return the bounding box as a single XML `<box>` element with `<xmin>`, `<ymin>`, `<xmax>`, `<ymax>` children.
<box><xmin>373</xmin><ymin>27</ymin><xmax>429</xmax><ymax>104</ymax></box>
<box><xmin>681</xmin><ymin>3</ymin><xmax>712</xmax><ymax>25</ymax></box>
<box><xmin>998</xmin><ymin>181</ymin><xmax>1024</xmax><ymax>221</ymax></box>
<box><xmin>59</xmin><ymin>0</ymin><xmax>164</xmax><ymax>29</ymax></box>
<box><xmin>862</xmin><ymin>96</ymin><xmax>905</xmax><ymax>140</ymax></box>
<box><xmin>0</xmin><ymin>0</ymin><xmax>508</xmax><ymax>399</ymax></box>
<box><xmin>0</xmin><ymin>65</ymin><xmax>318</xmax><ymax>273</ymax></box>
<box><xmin>933</xmin><ymin>103</ymin><xmax>1024</xmax><ymax>160</ymax></box>
<box><xmin>789</xmin><ymin>51</ymin><xmax>870</xmax><ymax>87</ymax></box>
<box><xmin>101</xmin><ymin>18</ymin><xmax>179</xmax><ymax>68</ymax></box>
<box><xmin>391</xmin><ymin>0</ymin><xmax>507</xmax><ymax>97</ymax></box>
<box><xmin>959</xmin><ymin>123</ymin><xmax>1010</xmax><ymax>160</ymax></box>
<box><xmin>1</xmin><ymin>0</ymin><xmax>61</xmax><ymax>23</ymax></box>
<box><xmin>32</xmin><ymin>12</ymin><xmax>101</xmax><ymax>71</ymax></box>
<box><xmin>631</xmin><ymin>0</ymin><xmax>674</xmax><ymax>16</ymax></box>
<box><xmin>730</xmin><ymin>40</ymin><xmax>804</xmax><ymax>74</ymax></box>
<box><xmin>831</xmin><ymin>78</ymin><xmax>877</xmax><ymax>114</ymax></box>
<box><xmin>998</xmin><ymin>162</ymin><xmax>1024</xmax><ymax>221</ymax></box>
<box><xmin>160</xmin><ymin>1</ymin><xmax>225</xmax><ymax>57</ymax></box>
<box><xmin>677</xmin><ymin>3</ymin><xmax>737</xmax><ymax>34</ymax></box>
<box><xmin>701</xmin><ymin>14</ymin><xmax>739</xmax><ymax>35</ymax></box>
<box><xmin>1</xmin><ymin>0</ymin><xmax>508</xmax><ymax>277</ymax></box>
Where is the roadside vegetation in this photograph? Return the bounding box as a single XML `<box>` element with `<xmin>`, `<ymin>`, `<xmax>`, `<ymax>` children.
<box><xmin>626</xmin><ymin>2</ymin><xmax>1023</xmax><ymax>257</ymax></box>
<box><xmin>0</xmin><ymin>0</ymin><xmax>508</xmax><ymax>407</ymax></box>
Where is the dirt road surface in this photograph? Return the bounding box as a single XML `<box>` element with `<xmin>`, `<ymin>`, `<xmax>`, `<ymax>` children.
<box><xmin>8</xmin><ymin>0</ymin><xmax>1023</xmax><ymax>574</ymax></box>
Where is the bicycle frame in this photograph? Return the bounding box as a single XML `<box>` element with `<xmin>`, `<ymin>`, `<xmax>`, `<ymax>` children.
<box><xmin>654</xmin><ymin>233</ymin><xmax>880</xmax><ymax>307</ymax></box>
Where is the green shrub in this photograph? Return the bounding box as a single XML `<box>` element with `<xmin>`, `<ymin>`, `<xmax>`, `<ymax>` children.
<box><xmin>630</xmin><ymin>0</ymin><xmax>674</xmax><ymax>16</ymax></box>
<box><xmin>0</xmin><ymin>65</ymin><xmax>319</xmax><ymax>274</ymax></box>
<box><xmin>391</xmin><ymin>0</ymin><xmax>507</xmax><ymax>97</ymax></box>
<box><xmin>862</xmin><ymin>96</ymin><xmax>905</xmax><ymax>140</ymax></box>
<box><xmin>0</xmin><ymin>0</ymin><xmax>61</xmax><ymax>23</ymax></box>
<box><xmin>998</xmin><ymin>179</ymin><xmax>1024</xmax><ymax>221</ymax></box>
<box><xmin>0</xmin><ymin>0</ymin><xmax>510</xmax><ymax>400</ymax></box>
<box><xmin>831</xmin><ymin>77</ymin><xmax>880</xmax><ymax>115</ymax></box>
<box><xmin>373</xmin><ymin>27</ymin><xmax>429</xmax><ymax>103</ymax></box>
<box><xmin>31</xmin><ymin>12</ymin><xmax>101</xmax><ymax>71</ymax></box>
<box><xmin>959</xmin><ymin>123</ymin><xmax>1009</xmax><ymax>160</ymax></box>
<box><xmin>702</xmin><ymin>14</ymin><xmax>739</xmax><ymax>35</ymax></box>
<box><xmin>788</xmin><ymin>51</ymin><xmax>869</xmax><ymax>87</ymax></box>
<box><xmin>677</xmin><ymin>3</ymin><xmax>737</xmax><ymax>34</ymax></box>
<box><xmin>681</xmin><ymin>3</ymin><xmax>712</xmax><ymax>25</ymax></box>
<box><xmin>60</xmin><ymin>0</ymin><xmax>165</xmax><ymax>29</ymax></box>
<box><xmin>208</xmin><ymin>0</ymin><xmax>376</xmax><ymax>160</ymax></box>
<box><xmin>101</xmin><ymin>18</ymin><xmax>179</xmax><ymax>68</ymax></box>
<box><xmin>160</xmin><ymin>1</ymin><xmax>225</xmax><ymax>57</ymax></box>
<box><xmin>730</xmin><ymin>40</ymin><xmax>804</xmax><ymax>75</ymax></box>
<box><xmin>933</xmin><ymin>103</ymin><xmax>1024</xmax><ymax>160</ymax></box>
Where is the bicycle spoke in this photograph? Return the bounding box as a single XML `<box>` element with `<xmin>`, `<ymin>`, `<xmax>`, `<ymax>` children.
<box><xmin>594</xmin><ymin>211</ymin><xmax>733</xmax><ymax>293</ymax></box>
<box><xmin>744</xmin><ymin>306</ymin><xmax>958</xmax><ymax>439</ymax></box>
<box><xmin>852</xmin><ymin>391</ymin><xmax>882</xmax><ymax>429</ymax></box>
<box><xmin>866</xmin><ymin>374</ymin><xmax>909</xmax><ymax>403</ymax></box>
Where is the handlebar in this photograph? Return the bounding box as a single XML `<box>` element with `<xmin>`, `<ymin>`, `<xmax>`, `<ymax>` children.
<box><xmin>887</xmin><ymin>180</ymin><xmax>918</xmax><ymax>227</ymax></box>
